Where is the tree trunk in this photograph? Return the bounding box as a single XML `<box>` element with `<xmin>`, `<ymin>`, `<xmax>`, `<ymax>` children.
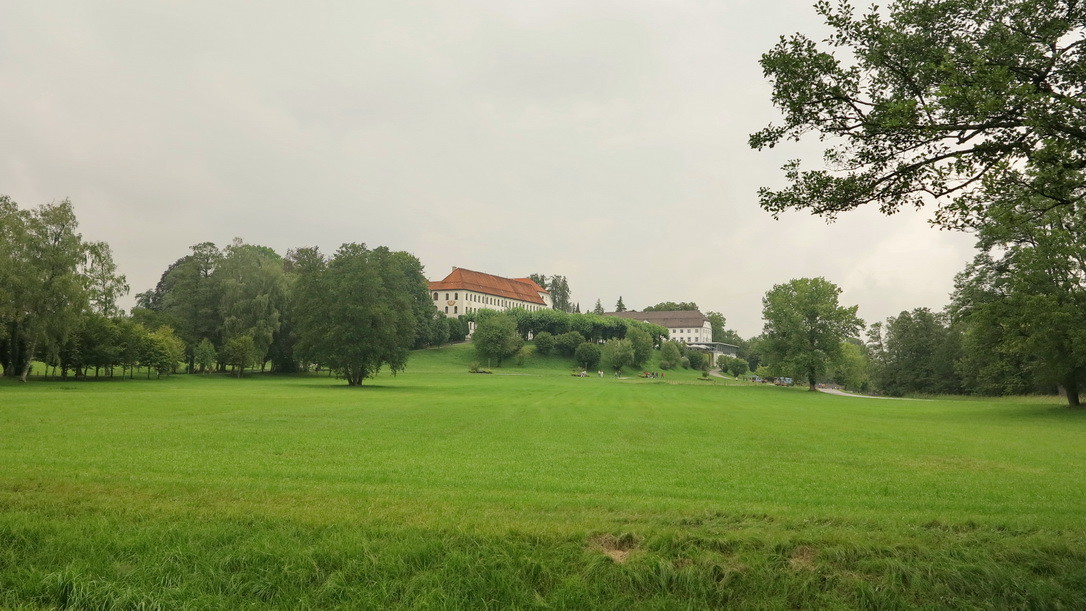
<box><xmin>1063</xmin><ymin>377</ymin><xmax>1081</xmax><ymax>408</ymax></box>
<box><xmin>19</xmin><ymin>339</ymin><xmax>36</xmax><ymax>382</ymax></box>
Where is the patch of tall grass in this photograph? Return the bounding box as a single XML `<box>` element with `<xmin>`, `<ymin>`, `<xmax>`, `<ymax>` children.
<box><xmin>2</xmin><ymin>342</ymin><xmax>1084</xmax><ymax>607</ymax></box>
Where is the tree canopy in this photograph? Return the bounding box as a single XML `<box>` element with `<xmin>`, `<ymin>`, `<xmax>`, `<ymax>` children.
<box><xmin>643</xmin><ymin>301</ymin><xmax>699</xmax><ymax>312</ymax></box>
<box><xmin>292</xmin><ymin>244</ymin><xmax>428</xmax><ymax>386</ymax></box>
<box><xmin>752</xmin><ymin>0</ymin><xmax>1086</xmax><ymax>229</ymax></box>
<box><xmin>761</xmin><ymin>277</ymin><xmax>864</xmax><ymax>390</ymax></box>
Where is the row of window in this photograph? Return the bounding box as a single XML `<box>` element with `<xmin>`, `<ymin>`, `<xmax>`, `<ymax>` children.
<box><xmin>432</xmin><ymin>291</ymin><xmax>544</xmax><ymax>312</ymax></box>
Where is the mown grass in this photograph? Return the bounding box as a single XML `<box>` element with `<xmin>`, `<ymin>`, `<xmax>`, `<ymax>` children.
<box><xmin>2</xmin><ymin>343</ymin><xmax>1085</xmax><ymax>608</ymax></box>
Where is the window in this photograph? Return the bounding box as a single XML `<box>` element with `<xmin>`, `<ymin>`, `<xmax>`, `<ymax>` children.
<box><xmin>444</xmin><ymin>306</ymin><xmax>448</xmax><ymax>313</ymax></box>
<box><xmin>432</xmin><ymin>292</ymin><xmax>438</xmax><ymax>300</ymax></box>
<box><xmin>454</xmin><ymin>306</ymin><xmax>458</xmax><ymax>313</ymax></box>
<box><xmin>455</xmin><ymin>293</ymin><xmax>459</xmax><ymax>300</ymax></box>
<box><xmin>445</xmin><ymin>293</ymin><xmax>449</xmax><ymax>300</ymax></box>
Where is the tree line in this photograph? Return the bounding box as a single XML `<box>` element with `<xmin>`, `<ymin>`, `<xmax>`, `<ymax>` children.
<box><xmin>0</xmin><ymin>197</ymin><xmax>469</xmax><ymax>385</ymax></box>
<box><xmin>468</xmin><ymin>307</ymin><xmax>721</xmax><ymax>373</ymax></box>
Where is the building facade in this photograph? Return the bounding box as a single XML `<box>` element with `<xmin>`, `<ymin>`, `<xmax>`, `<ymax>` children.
<box><xmin>429</xmin><ymin>267</ymin><xmax>552</xmax><ymax>317</ymax></box>
<box><xmin>605</xmin><ymin>309</ymin><xmax>739</xmax><ymax>362</ymax></box>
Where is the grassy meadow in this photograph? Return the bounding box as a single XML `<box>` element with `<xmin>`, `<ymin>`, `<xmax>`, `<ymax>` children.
<box><xmin>2</xmin><ymin>343</ymin><xmax>1085</xmax><ymax>608</ymax></box>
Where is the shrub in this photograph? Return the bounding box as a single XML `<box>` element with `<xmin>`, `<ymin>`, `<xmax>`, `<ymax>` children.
<box><xmin>514</xmin><ymin>344</ymin><xmax>535</xmax><ymax>366</ymax></box>
<box><xmin>533</xmin><ymin>331</ymin><xmax>555</xmax><ymax>355</ymax></box>
<box><xmin>574</xmin><ymin>342</ymin><xmax>601</xmax><ymax>370</ymax></box>
<box><xmin>555</xmin><ymin>331</ymin><xmax>586</xmax><ymax>357</ymax></box>
<box><xmin>660</xmin><ymin>342</ymin><xmax>682</xmax><ymax>370</ymax></box>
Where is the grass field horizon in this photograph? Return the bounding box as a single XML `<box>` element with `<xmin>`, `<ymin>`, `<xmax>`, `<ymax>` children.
<box><xmin>3</xmin><ymin>343</ymin><xmax>1085</xmax><ymax>607</ymax></box>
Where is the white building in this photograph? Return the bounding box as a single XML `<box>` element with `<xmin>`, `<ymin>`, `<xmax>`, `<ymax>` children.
<box><xmin>429</xmin><ymin>267</ymin><xmax>552</xmax><ymax>317</ymax></box>
<box><xmin>605</xmin><ymin>309</ymin><xmax>739</xmax><ymax>362</ymax></box>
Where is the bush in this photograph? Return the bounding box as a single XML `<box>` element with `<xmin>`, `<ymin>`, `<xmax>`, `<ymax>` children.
<box><xmin>574</xmin><ymin>342</ymin><xmax>601</xmax><ymax>370</ymax></box>
<box><xmin>602</xmin><ymin>338</ymin><xmax>634</xmax><ymax>372</ymax></box>
<box><xmin>555</xmin><ymin>331</ymin><xmax>586</xmax><ymax>357</ymax></box>
<box><xmin>660</xmin><ymin>341</ymin><xmax>682</xmax><ymax>370</ymax></box>
<box><xmin>533</xmin><ymin>331</ymin><xmax>555</xmax><ymax>355</ymax></box>
<box><xmin>686</xmin><ymin>350</ymin><xmax>706</xmax><ymax>370</ymax></box>
<box><xmin>514</xmin><ymin>344</ymin><xmax>535</xmax><ymax>366</ymax></box>
<box><xmin>473</xmin><ymin>314</ymin><xmax>523</xmax><ymax>366</ymax></box>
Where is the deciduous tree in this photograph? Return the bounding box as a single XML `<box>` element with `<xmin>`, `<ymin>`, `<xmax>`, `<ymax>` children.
<box><xmin>761</xmin><ymin>278</ymin><xmax>864</xmax><ymax>390</ymax></box>
<box><xmin>751</xmin><ymin>0</ymin><xmax>1086</xmax><ymax>230</ymax></box>
<box><xmin>293</xmin><ymin>244</ymin><xmax>428</xmax><ymax>386</ymax></box>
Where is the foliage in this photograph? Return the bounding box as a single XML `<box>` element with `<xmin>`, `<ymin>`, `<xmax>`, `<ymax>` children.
<box><xmin>144</xmin><ymin>326</ymin><xmax>185</xmax><ymax>377</ymax></box>
<box><xmin>194</xmin><ymin>338</ymin><xmax>217</xmax><ymax>373</ymax></box>
<box><xmin>592</xmin><ymin>299</ymin><xmax>604</xmax><ymax>315</ymax></box>
<box><xmin>659</xmin><ymin>341</ymin><xmax>682</xmax><ymax>370</ymax></box>
<box><xmin>221</xmin><ymin>335</ymin><xmax>258</xmax><ymax>377</ymax></box>
<box><xmin>751</xmin><ymin>0</ymin><xmax>1086</xmax><ymax>231</ymax></box>
<box><xmin>554</xmin><ymin>331</ymin><xmax>586</xmax><ymax>357</ymax></box>
<box><xmin>761</xmin><ymin>277</ymin><xmax>864</xmax><ymax>390</ymax></box>
<box><xmin>614</xmin><ymin>296</ymin><xmax>627</xmax><ymax>312</ymax></box>
<box><xmin>705</xmin><ymin>311</ymin><xmax>726</xmax><ymax>342</ymax></box>
<box><xmin>832</xmin><ymin>341</ymin><xmax>872</xmax><ymax>392</ymax></box>
<box><xmin>473</xmin><ymin>313</ymin><xmax>524</xmax><ymax>367</ymax></box>
<box><xmin>685</xmin><ymin>349</ymin><xmax>707</xmax><ymax>371</ymax></box>
<box><xmin>513</xmin><ymin>344</ymin><xmax>534</xmax><ymax>367</ymax></box>
<box><xmin>292</xmin><ymin>244</ymin><xmax>428</xmax><ymax>386</ymax></box>
<box><xmin>532</xmin><ymin>331</ymin><xmax>555</xmax><ymax>355</ymax></box>
<box><xmin>951</xmin><ymin>199</ymin><xmax>1086</xmax><ymax>406</ymax></box>
<box><xmin>217</xmin><ymin>239</ymin><xmax>287</xmax><ymax>368</ymax></box>
<box><xmin>602</xmin><ymin>338</ymin><xmax>634</xmax><ymax>372</ymax></box>
<box><xmin>643</xmin><ymin>301</ymin><xmax>698</xmax><ymax>311</ymax></box>
<box><xmin>719</xmin><ymin>355</ymin><xmax>750</xmax><ymax>377</ymax></box>
<box><xmin>533</xmin><ymin>274</ymin><xmax>573</xmax><ymax>312</ymax></box>
<box><xmin>0</xmin><ymin>197</ymin><xmax>126</xmax><ymax>381</ymax></box>
<box><xmin>868</xmin><ymin>308</ymin><xmax>963</xmax><ymax>396</ymax></box>
<box><xmin>573</xmin><ymin>342</ymin><xmax>601</xmax><ymax>370</ymax></box>
<box><xmin>626</xmin><ymin>327</ymin><xmax>653</xmax><ymax>368</ymax></box>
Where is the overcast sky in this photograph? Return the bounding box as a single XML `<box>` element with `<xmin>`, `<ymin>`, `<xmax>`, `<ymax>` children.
<box><xmin>1</xmin><ymin>1</ymin><xmax>977</xmax><ymax>337</ymax></box>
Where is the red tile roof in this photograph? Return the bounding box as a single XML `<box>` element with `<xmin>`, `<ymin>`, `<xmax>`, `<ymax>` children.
<box><xmin>429</xmin><ymin>268</ymin><xmax>549</xmax><ymax>305</ymax></box>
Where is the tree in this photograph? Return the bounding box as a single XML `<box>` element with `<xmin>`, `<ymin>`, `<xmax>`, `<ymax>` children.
<box><xmin>194</xmin><ymin>338</ymin><xmax>218</xmax><ymax>373</ymax></box>
<box><xmin>705</xmin><ymin>311</ymin><xmax>726</xmax><ymax>342</ymax></box>
<box><xmin>293</xmin><ymin>244</ymin><xmax>428</xmax><ymax>386</ymax></box>
<box><xmin>614</xmin><ymin>296</ymin><xmax>627</xmax><ymax>312</ymax></box>
<box><xmin>626</xmin><ymin>327</ymin><xmax>653</xmax><ymax>368</ymax></box>
<box><xmin>154</xmin><ymin>242</ymin><xmax>223</xmax><ymax>372</ymax></box>
<box><xmin>728</xmin><ymin>357</ymin><xmax>750</xmax><ymax>377</ymax></box>
<box><xmin>751</xmin><ymin>0</ymin><xmax>1086</xmax><ymax>231</ymax></box>
<box><xmin>548</xmin><ymin>275</ymin><xmax>574</xmax><ymax>312</ymax></box>
<box><xmin>761</xmin><ymin>278</ymin><xmax>864</xmax><ymax>390</ymax></box>
<box><xmin>659</xmin><ymin>341</ymin><xmax>682</xmax><ymax>370</ymax></box>
<box><xmin>574</xmin><ymin>342</ymin><xmax>601</xmax><ymax>371</ymax></box>
<box><xmin>144</xmin><ymin>326</ymin><xmax>185</xmax><ymax>377</ymax></box>
<box><xmin>214</xmin><ymin>240</ymin><xmax>287</xmax><ymax>371</ymax></box>
<box><xmin>832</xmin><ymin>341</ymin><xmax>871</xmax><ymax>392</ymax></box>
<box><xmin>951</xmin><ymin>201</ymin><xmax>1086</xmax><ymax>406</ymax></box>
<box><xmin>869</xmin><ymin>308</ymin><xmax>963</xmax><ymax>396</ymax></box>
<box><xmin>533</xmin><ymin>330</ymin><xmax>555</xmax><ymax>355</ymax></box>
<box><xmin>0</xmin><ymin>199</ymin><xmax>99</xmax><ymax>381</ymax></box>
<box><xmin>554</xmin><ymin>331</ymin><xmax>586</xmax><ymax>357</ymax></box>
<box><xmin>593</xmin><ymin>299</ymin><xmax>605</xmax><ymax>315</ymax></box>
<box><xmin>221</xmin><ymin>334</ymin><xmax>258</xmax><ymax>377</ymax></box>
<box><xmin>472</xmin><ymin>313</ymin><xmax>523</xmax><ymax>367</ymax></box>
<box><xmin>602</xmin><ymin>338</ymin><xmax>634</xmax><ymax>372</ymax></box>
<box><xmin>644</xmin><ymin>301</ymin><xmax>698</xmax><ymax>311</ymax></box>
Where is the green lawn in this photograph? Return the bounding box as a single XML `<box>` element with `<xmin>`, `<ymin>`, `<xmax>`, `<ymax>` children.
<box><xmin>2</xmin><ymin>343</ymin><xmax>1085</xmax><ymax>608</ymax></box>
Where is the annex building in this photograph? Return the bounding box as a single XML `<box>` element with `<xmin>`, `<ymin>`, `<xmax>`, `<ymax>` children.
<box><xmin>429</xmin><ymin>267</ymin><xmax>552</xmax><ymax>317</ymax></box>
<box><xmin>605</xmin><ymin>309</ymin><xmax>739</xmax><ymax>362</ymax></box>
